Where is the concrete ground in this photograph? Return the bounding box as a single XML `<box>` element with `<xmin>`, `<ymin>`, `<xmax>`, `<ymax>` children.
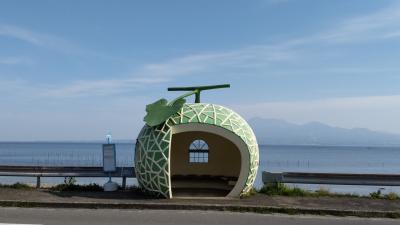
<box><xmin>172</xmin><ymin>188</ymin><xmax>230</xmax><ymax>197</ymax></box>
<box><xmin>0</xmin><ymin>208</ymin><xmax>399</xmax><ymax>225</ymax></box>
<box><xmin>1</xmin><ymin>188</ymin><xmax>400</xmax><ymax>220</ymax></box>
<box><xmin>0</xmin><ymin>188</ymin><xmax>399</xmax><ymax>213</ymax></box>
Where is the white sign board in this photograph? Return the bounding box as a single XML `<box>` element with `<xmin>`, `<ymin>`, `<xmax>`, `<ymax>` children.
<box><xmin>103</xmin><ymin>144</ymin><xmax>116</xmax><ymax>172</ymax></box>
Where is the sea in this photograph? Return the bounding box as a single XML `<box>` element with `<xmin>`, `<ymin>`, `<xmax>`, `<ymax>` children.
<box><xmin>1</xmin><ymin>142</ymin><xmax>400</xmax><ymax>195</ymax></box>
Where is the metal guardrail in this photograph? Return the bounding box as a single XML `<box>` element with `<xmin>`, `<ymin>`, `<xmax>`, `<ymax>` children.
<box><xmin>0</xmin><ymin>166</ymin><xmax>135</xmax><ymax>189</ymax></box>
<box><xmin>262</xmin><ymin>171</ymin><xmax>400</xmax><ymax>186</ymax></box>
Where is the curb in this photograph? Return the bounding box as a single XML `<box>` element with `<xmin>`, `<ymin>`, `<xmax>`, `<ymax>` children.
<box><xmin>0</xmin><ymin>200</ymin><xmax>399</xmax><ymax>218</ymax></box>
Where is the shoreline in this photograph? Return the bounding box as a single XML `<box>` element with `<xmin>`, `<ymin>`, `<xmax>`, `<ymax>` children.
<box><xmin>2</xmin><ymin>141</ymin><xmax>400</xmax><ymax>148</ymax></box>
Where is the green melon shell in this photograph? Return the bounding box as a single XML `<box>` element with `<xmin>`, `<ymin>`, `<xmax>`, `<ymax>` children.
<box><xmin>135</xmin><ymin>103</ymin><xmax>259</xmax><ymax>198</ymax></box>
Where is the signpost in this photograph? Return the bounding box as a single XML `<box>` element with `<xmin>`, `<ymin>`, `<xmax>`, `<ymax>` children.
<box><xmin>102</xmin><ymin>144</ymin><xmax>116</xmax><ymax>172</ymax></box>
<box><xmin>102</xmin><ymin>133</ymin><xmax>118</xmax><ymax>191</ymax></box>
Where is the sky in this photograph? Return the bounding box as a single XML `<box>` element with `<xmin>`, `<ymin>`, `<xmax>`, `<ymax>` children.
<box><xmin>1</xmin><ymin>0</ymin><xmax>400</xmax><ymax>141</ymax></box>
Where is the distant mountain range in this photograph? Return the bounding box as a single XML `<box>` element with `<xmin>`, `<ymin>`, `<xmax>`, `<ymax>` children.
<box><xmin>248</xmin><ymin>118</ymin><xmax>400</xmax><ymax>146</ymax></box>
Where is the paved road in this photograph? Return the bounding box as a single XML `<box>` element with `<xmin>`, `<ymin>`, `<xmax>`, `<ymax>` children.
<box><xmin>0</xmin><ymin>207</ymin><xmax>398</xmax><ymax>225</ymax></box>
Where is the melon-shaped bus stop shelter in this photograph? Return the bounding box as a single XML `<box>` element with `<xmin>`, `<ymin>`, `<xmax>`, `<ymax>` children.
<box><xmin>135</xmin><ymin>85</ymin><xmax>259</xmax><ymax>198</ymax></box>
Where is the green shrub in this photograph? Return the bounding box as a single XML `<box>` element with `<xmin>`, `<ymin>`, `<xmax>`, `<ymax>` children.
<box><xmin>0</xmin><ymin>182</ymin><xmax>33</xmax><ymax>189</ymax></box>
<box><xmin>50</xmin><ymin>177</ymin><xmax>103</xmax><ymax>192</ymax></box>
<box><xmin>258</xmin><ymin>183</ymin><xmax>361</xmax><ymax>198</ymax></box>
<box><xmin>259</xmin><ymin>182</ymin><xmax>286</xmax><ymax>195</ymax></box>
<box><xmin>64</xmin><ymin>177</ymin><xmax>77</xmax><ymax>186</ymax></box>
<box><xmin>315</xmin><ymin>187</ymin><xmax>331</xmax><ymax>196</ymax></box>
<box><xmin>369</xmin><ymin>189</ymin><xmax>400</xmax><ymax>200</ymax></box>
<box><xmin>384</xmin><ymin>192</ymin><xmax>399</xmax><ymax>200</ymax></box>
<box><xmin>259</xmin><ymin>182</ymin><xmax>312</xmax><ymax>196</ymax></box>
<box><xmin>370</xmin><ymin>189</ymin><xmax>383</xmax><ymax>199</ymax></box>
<box><xmin>50</xmin><ymin>182</ymin><xmax>103</xmax><ymax>192</ymax></box>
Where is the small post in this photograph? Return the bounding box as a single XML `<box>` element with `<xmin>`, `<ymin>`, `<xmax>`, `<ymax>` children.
<box><xmin>122</xmin><ymin>177</ymin><xmax>126</xmax><ymax>189</ymax></box>
<box><xmin>168</xmin><ymin>84</ymin><xmax>230</xmax><ymax>103</ymax></box>
<box><xmin>195</xmin><ymin>91</ymin><xmax>201</xmax><ymax>103</ymax></box>
<box><xmin>36</xmin><ymin>176</ymin><xmax>41</xmax><ymax>189</ymax></box>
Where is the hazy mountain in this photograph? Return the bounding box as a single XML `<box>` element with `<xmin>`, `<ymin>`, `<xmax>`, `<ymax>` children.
<box><xmin>248</xmin><ymin>118</ymin><xmax>400</xmax><ymax>146</ymax></box>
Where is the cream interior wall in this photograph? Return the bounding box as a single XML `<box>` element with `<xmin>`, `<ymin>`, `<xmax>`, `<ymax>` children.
<box><xmin>170</xmin><ymin>131</ymin><xmax>241</xmax><ymax>178</ymax></box>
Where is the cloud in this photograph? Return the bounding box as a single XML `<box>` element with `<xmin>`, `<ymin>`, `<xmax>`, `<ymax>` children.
<box><xmin>236</xmin><ymin>95</ymin><xmax>400</xmax><ymax>113</ymax></box>
<box><xmin>3</xmin><ymin>3</ymin><xmax>400</xmax><ymax>98</ymax></box>
<box><xmin>139</xmin><ymin>46</ymin><xmax>293</xmax><ymax>77</ymax></box>
<box><xmin>41</xmin><ymin>45</ymin><xmax>294</xmax><ymax>97</ymax></box>
<box><xmin>0</xmin><ymin>56</ymin><xmax>33</xmax><ymax>65</ymax></box>
<box><xmin>42</xmin><ymin>77</ymin><xmax>169</xmax><ymax>97</ymax></box>
<box><xmin>0</xmin><ymin>79</ymin><xmax>38</xmax><ymax>96</ymax></box>
<box><xmin>321</xmin><ymin>5</ymin><xmax>400</xmax><ymax>43</ymax></box>
<box><xmin>0</xmin><ymin>95</ymin><xmax>150</xmax><ymax>141</ymax></box>
<box><xmin>0</xmin><ymin>24</ymin><xmax>103</xmax><ymax>56</ymax></box>
<box><xmin>0</xmin><ymin>24</ymin><xmax>45</xmax><ymax>45</ymax></box>
<box><xmin>283</xmin><ymin>3</ymin><xmax>400</xmax><ymax>47</ymax></box>
<box><xmin>232</xmin><ymin>95</ymin><xmax>400</xmax><ymax>134</ymax></box>
<box><xmin>47</xmin><ymin>3</ymin><xmax>400</xmax><ymax>97</ymax></box>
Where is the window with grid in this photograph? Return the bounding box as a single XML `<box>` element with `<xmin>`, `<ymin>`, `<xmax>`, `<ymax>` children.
<box><xmin>189</xmin><ymin>139</ymin><xmax>209</xmax><ymax>163</ymax></box>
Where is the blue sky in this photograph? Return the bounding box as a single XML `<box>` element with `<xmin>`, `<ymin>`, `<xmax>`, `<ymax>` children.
<box><xmin>1</xmin><ymin>0</ymin><xmax>400</xmax><ymax>140</ymax></box>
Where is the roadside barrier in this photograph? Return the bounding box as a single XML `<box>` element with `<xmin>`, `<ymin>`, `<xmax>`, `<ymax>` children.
<box><xmin>263</xmin><ymin>171</ymin><xmax>400</xmax><ymax>186</ymax></box>
<box><xmin>0</xmin><ymin>166</ymin><xmax>135</xmax><ymax>188</ymax></box>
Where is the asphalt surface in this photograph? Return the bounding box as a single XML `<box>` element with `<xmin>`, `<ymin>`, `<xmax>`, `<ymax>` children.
<box><xmin>0</xmin><ymin>208</ymin><xmax>398</xmax><ymax>225</ymax></box>
<box><xmin>2</xmin><ymin>188</ymin><xmax>400</xmax><ymax>213</ymax></box>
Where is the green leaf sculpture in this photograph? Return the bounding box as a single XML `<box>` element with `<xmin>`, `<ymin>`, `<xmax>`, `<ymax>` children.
<box><xmin>144</xmin><ymin>84</ymin><xmax>230</xmax><ymax>127</ymax></box>
<box><xmin>144</xmin><ymin>98</ymin><xmax>186</xmax><ymax>127</ymax></box>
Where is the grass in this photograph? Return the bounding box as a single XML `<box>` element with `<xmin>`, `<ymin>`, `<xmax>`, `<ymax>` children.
<box><xmin>259</xmin><ymin>182</ymin><xmax>313</xmax><ymax>196</ymax></box>
<box><xmin>258</xmin><ymin>182</ymin><xmax>400</xmax><ymax>200</ymax></box>
<box><xmin>49</xmin><ymin>177</ymin><xmax>143</xmax><ymax>192</ymax></box>
<box><xmin>0</xmin><ymin>182</ymin><xmax>33</xmax><ymax>190</ymax></box>
<box><xmin>369</xmin><ymin>189</ymin><xmax>400</xmax><ymax>200</ymax></box>
<box><xmin>50</xmin><ymin>183</ymin><xmax>104</xmax><ymax>192</ymax></box>
<box><xmin>48</xmin><ymin>177</ymin><xmax>103</xmax><ymax>192</ymax></box>
<box><xmin>0</xmin><ymin>182</ymin><xmax>142</xmax><ymax>193</ymax></box>
<box><xmin>1</xmin><ymin>179</ymin><xmax>399</xmax><ymax>201</ymax></box>
<box><xmin>0</xmin><ymin>178</ymin><xmax>143</xmax><ymax>193</ymax></box>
